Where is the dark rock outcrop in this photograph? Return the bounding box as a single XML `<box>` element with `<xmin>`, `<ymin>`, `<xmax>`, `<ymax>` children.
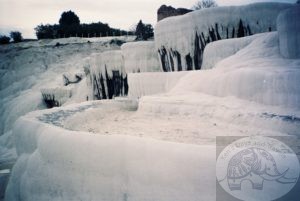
<box><xmin>63</xmin><ymin>74</ymin><xmax>82</xmax><ymax>86</ymax></box>
<box><xmin>157</xmin><ymin>5</ymin><xmax>192</xmax><ymax>22</ymax></box>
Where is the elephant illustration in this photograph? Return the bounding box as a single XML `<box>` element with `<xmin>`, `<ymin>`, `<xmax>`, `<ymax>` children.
<box><xmin>219</xmin><ymin>147</ymin><xmax>297</xmax><ymax>191</ymax></box>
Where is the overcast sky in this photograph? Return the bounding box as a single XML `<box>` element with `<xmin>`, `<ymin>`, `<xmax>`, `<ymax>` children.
<box><xmin>0</xmin><ymin>0</ymin><xmax>297</xmax><ymax>38</ymax></box>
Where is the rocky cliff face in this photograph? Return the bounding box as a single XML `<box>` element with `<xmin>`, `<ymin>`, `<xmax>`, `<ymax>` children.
<box><xmin>155</xmin><ymin>3</ymin><xmax>292</xmax><ymax>72</ymax></box>
<box><xmin>157</xmin><ymin>5</ymin><xmax>192</xmax><ymax>22</ymax></box>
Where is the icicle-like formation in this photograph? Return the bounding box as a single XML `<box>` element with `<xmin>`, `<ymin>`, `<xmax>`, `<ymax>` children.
<box><xmin>41</xmin><ymin>88</ymin><xmax>72</xmax><ymax>108</ymax></box>
<box><xmin>121</xmin><ymin>41</ymin><xmax>161</xmax><ymax>73</ymax></box>
<box><xmin>89</xmin><ymin>50</ymin><xmax>128</xmax><ymax>100</ymax></box>
<box><xmin>155</xmin><ymin>2</ymin><xmax>292</xmax><ymax>71</ymax></box>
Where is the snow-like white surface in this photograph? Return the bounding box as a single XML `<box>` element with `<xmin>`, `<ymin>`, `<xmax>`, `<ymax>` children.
<box><xmin>63</xmin><ymin>96</ymin><xmax>299</xmax><ymax>144</ymax></box>
<box><xmin>277</xmin><ymin>5</ymin><xmax>300</xmax><ymax>59</ymax></box>
<box><xmin>0</xmin><ymin>131</ymin><xmax>16</xmax><ymax>164</ymax></box>
<box><xmin>121</xmin><ymin>41</ymin><xmax>161</xmax><ymax>73</ymax></box>
<box><xmin>0</xmin><ymin>36</ymin><xmax>135</xmax><ymax>50</ymax></box>
<box><xmin>4</xmin><ymin>30</ymin><xmax>300</xmax><ymax>200</ymax></box>
<box><xmin>172</xmin><ymin>32</ymin><xmax>300</xmax><ymax>109</ymax></box>
<box><xmin>202</xmin><ymin>34</ymin><xmax>260</xmax><ymax>69</ymax></box>
<box><xmin>6</xmin><ymin>92</ymin><xmax>300</xmax><ymax>200</ymax></box>
<box><xmin>0</xmin><ymin>37</ymin><xmax>130</xmax><ymax>135</ymax></box>
<box><xmin>128</xmin><ymin>71</ymin><xmax>187</xmax><ymax>98</ymax></box>
<box><xmin>64</xmin><ymin>77</ymin><xmax>93</xmax><ymax>104</ymax></box>
<box><xmin>0</xmin><ymin>37</ymin><xmax>133</xmax><ymax>182</ymax></box>
<box><xmin>5</xmin><ymin>101</ymin><xmax>216</xmax><ymax>201</ymax></box>
<box><xmin>155</xmin><ymin>2</ymin><xmax>292</xmax><ymax>70</ymax></box>
<box><xmin>2</xmin><ymin>7</ymin><xmax>300</xmax><ymax>200</ymax></box>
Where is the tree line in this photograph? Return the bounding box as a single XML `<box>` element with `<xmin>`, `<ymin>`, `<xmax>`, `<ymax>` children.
<box><xmin>34</xmin><ymin>10</ymin><xmax>155</xmax><ymax>40</ymax></box>
<box><xmin>0</xmin><ymin>31</ymin><xmax>23</xmax><ymax>44</ymax></box>
<box><xmin>34</xmin><ymin>11</ymin><xmax>133</xmax><ymax>39</ymax></box>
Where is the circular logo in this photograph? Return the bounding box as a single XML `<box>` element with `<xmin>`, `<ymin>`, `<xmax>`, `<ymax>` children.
<box><xmin>216</xmin><ymin>136</ymin><xmax>300</xmax><ymax>201</ymax></box>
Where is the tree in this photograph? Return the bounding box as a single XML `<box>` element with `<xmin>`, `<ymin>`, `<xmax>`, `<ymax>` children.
<box><xmin>59</xmin><ymin>10</ymin><xmax>80</xmax><ymax>26</ymax></box>
<box><xmin>144</xmin><ymin>24</ymin><xmax>154</xmax><ymax>39</ymax></box>
<box><xmin>35</xmin><ymin>24</ymin><xmax>59</xmax><ymax>39</ymax></box>
<box><xmin>58</xmin><ymin>11</ymin><xmax>81</xmax><ymax>37</ymax></box>
<box><xmin>237</xmin><ymin>19</ymin><xmax>245</xmax><ymax>38</ymax></box>
<box><xmin>192</xmin><ymin>0</ymin><xmax>217</xmax><ymax>10</ymax></box>
<box><xmin>10</xmin><ymin>31</ymin><xmax>22</xmax><ymax>42</ymax></box>
<box><xmin>135</xmin><ymin>20</ymin><xmax>154</xmax><ymax>40</ymax></box>
<box><xmin>0</xmin><ymin>35</ymin><xmax>10</xmax><ymax>44</ymax></box>
<box><xmin>135</xmin><ymin>20</ymin><xmax>145</xmax><ymax>40</ymax></box>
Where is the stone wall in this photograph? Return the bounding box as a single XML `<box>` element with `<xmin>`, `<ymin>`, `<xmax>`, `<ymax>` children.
<box><xmin>157</xmin><ymin>5</ymin><xmax>192</xmax><ymax>22</ymax></box>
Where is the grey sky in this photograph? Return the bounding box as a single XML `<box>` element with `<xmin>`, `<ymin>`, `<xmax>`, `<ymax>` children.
<box><xmin>0</xmin><ymin>0</ymin><xmax>296</xmax><ymax>38</ymax></box>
